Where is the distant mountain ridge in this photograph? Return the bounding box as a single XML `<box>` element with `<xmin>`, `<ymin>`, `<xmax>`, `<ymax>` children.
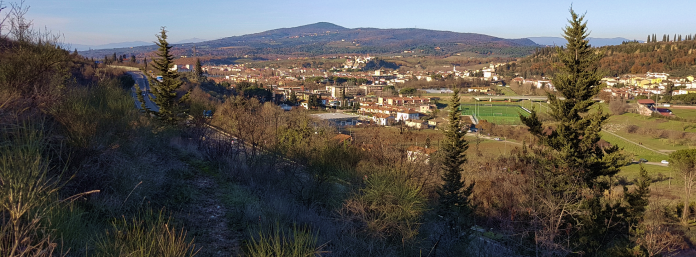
<box><xmin>69</xmin><ymin>41</ymin><xmax>153</xmax><ymax>51</ymax></box>
<box><xmin>80</xmin><ymin>22</ymin><xmax>539</xmax><ymax>57</ymax></box>
<box><xmin>528</xmin><ymin>37</ymin><xmax>643</xmax><ymax>47</ymax></box>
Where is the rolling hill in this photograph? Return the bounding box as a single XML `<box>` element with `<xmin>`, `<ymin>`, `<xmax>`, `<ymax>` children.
<box><xmin>80</xmin><ymin>22</ymin><xmax>538</xmax><ymax>58</ymax></box>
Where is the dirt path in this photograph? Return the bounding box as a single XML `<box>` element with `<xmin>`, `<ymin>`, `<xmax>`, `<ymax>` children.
<box><xmin>181</xmin><ymin>170</ymin><xmax>240</xmax><ymax>256</ymax></box>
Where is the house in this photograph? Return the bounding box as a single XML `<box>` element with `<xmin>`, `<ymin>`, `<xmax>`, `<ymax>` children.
<box><xmin>419</xmin><ymin>105</ymin><xmax>435</xmax><ymax>113</ymax></box>
<box><xmin>636</xmin><ymin>99</ymin><xmax>669</xmax><ymax>116</ymax></box>
<box><xmin>372</xmin><ymin>113</ymin><xmax>395</xmax><ymax>126</ymax></box>
<box><xmin>482</xmin><ymin>68</ymin><xmax>494</xmax><ymax>78</ymax></box>
<box><xmin>407</xmin><ymin>145</ymin><xmax>437</xmax><ymax>164</ymax></box>
<box><xmin>395</xmin><ymin>109</ymin><xmax>420</xmax><ymax>121</ymax></box>
<box><xmin>312</xmin><ymin>113</ymin><xmax>359</xmax><ymax>127</ymax></box>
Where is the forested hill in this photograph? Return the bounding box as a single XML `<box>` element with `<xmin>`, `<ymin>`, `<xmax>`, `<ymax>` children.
<box><xmin>497</xmin><ymin>39</ymin><xmax>696</xmax><ymax>78</ymax></box>
<box><xmin>80</xmin><ymin>22</ymin><xmax>538</xmax><ymax>58</ymax></box>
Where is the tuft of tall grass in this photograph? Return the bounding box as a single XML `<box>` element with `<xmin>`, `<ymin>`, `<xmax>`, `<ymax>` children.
<box><xmin>245</xmin><ymin>222</ymin><xmax>326</xmax><ymax>257</ymax></box>
<box><xmin>95</xmin><ymin>209</ymin><xmax>199</xmax><ymax>257</ymax></box>
<box><xmin>0</xmin><ymin>121</ymin><xmax>61</xmax><ymax>256</ymax></box>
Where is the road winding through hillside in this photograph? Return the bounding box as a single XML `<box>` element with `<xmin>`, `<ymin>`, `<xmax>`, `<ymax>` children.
<box><xmin>127</xmin><ymin>71</ymin><xmax>159</xmax><ymax>112</ymax></box>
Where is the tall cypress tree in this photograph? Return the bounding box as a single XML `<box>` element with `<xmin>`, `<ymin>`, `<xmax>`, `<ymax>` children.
<box><xmin>194</xmin><ymin>58</ymin><xmax>204</xmax><ymax>81</ymax></box>
<box><xmin>520</xmin><ymin>9</ymin><xmax>639</xmax><ymax>255</ymax></box>
<box><xmin>139</xmin><ymin>27</ymin><xmax>190</xmax><ymax>124</ymax></box>
<box><xmin>647</xmin><ymin>35</ymin><xmax>650</xmax><ymax>43</ymax></box>
<box><xmin>437</xmin><ymin>88</ymin><xmax>474</xmax><ymax>231</ymax></box>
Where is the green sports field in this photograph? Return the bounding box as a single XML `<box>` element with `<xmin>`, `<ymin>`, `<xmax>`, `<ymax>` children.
<box><xmin>460</xmin><ymin>104</ymin><xmax>531</xmax><ymax>125</ymax></box>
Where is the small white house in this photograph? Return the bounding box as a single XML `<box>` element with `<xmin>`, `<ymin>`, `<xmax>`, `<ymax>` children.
<box><xmin>372</xmin><ymin>113</ymin><xmax>394</xmax><ymax>126</ymax></box>
<box><xmin>395</xmin><ymin>109</ymin><xmax>420</xmax><ymax>121</ymax></box>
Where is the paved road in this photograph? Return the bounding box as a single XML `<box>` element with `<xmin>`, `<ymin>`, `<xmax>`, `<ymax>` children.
<box><xmin>127</xmin><ymin>71</ymin><xmax>159</xmax><ymax>112</ymax></box>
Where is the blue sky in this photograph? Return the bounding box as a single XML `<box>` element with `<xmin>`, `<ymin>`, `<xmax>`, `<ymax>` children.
<box><xmin>20</xmin><ymin>0</ymin><xmax>696</xmax><ymax>45</ymax></box>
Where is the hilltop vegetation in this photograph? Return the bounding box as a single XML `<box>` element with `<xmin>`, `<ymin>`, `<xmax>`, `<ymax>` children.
<box><xmin>497</xmin><ymin>38</ymin><xmax>696</xmax><ymax>78</ymax></box>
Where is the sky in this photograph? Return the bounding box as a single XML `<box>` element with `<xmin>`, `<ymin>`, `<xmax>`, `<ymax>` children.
<box><xmin>15</xmin><ymin>0</ymin><xmax>696</xmax><ymax>46</ymax></box>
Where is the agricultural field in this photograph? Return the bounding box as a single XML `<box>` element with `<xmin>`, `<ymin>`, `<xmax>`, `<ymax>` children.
<box><xmin>670</xmin><ymin>108</ymin><xmax>696</xmax><ymax>120</ymax></box>
<box><xmin>607</xmin><ymin>113</ymin><xmax>696</xmax><ymax>132</ymax></box>
<box><xmin>618</xmin><ymin>164</ymin><xmax>682</xmax><ymax>203</ymax></box>
<box><xmin>600</xmin><ymin>131</ymin><xmax>669</xmax><ymax>162</ymax></box>
<box><xmin>460</xmin><ymin>104</ymin><xmax>531</xmax><ymax>125</ymax></box>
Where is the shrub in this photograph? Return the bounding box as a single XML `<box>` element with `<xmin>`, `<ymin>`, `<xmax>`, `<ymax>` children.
<box><xmin>342</xmin><ymin>169</ymin><xmax>426</xmax><ymax>241</ymax></box>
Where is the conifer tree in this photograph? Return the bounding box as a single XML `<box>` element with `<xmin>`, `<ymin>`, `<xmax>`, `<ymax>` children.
<box><xmin>520</xmin><ymin>9</ymin><xmax>639</xmax><ymax>254</ymax></box>
<box><xmin>194</xmin><ymin>58</ymin><xmax>204</xmax><ymax>81</ymax></box>
<box><xmin>130</xmin><ymin>54</ymin><xmax>136</xmax><ymax>63</ymax></box>
<box><xmin>139</xmin><ymin>27</ymin><xmax>190</xmax><ymax>124</ymax></box>
<box><xmin>437</xmin><ymin>88</ymin><xmax>474</xmax><ymax>231</ymax></box>
<box><xmin>647</xmin><ymin>35</ymin><xmax>650</xmax><ymax>43</ymax></box>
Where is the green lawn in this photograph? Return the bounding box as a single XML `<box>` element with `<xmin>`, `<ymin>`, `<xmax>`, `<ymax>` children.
<box><xmin>671</xmin><ymin>108</ymin><xmax>696</xmax><ymax>120</ymax></box>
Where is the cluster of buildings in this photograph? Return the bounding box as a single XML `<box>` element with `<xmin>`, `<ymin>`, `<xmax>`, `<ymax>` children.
<box><xmin>601</xmin><ymin>72</ymin><xmax>696</xmax><ymax>98</ymax></box>
<box><xmin>189</xmin><ymin>56</ymin><xmax>511</xmax><ymax>88</ymax></box>
<box><xmin>510</xmin><ymin>77</ymin><xmax>555</xmax><ymax>91</ymax></box>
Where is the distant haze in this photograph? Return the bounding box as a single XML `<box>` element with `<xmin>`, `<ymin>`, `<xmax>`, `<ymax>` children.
<box><xmin>68</xmin><ymin>38</ymin><xmax>207</xmax><ymax>51</ymax></box>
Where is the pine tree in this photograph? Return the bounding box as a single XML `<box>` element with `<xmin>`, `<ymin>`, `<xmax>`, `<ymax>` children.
<box><xmin>130</xmin><ymin>54</ymin><xmax>136</xmax><ymax>63</ymax></box>
<box><xmin>194</xmin><ymin>58</ymin><xmax>204</xmax><ymax>81</ymax></box>
<box><xmin>139</xmin><ymin>27</ymin><xmax>190</xmax><ymax>124</ymax></box>
<box><xmin>437</xmin><ymin>88</ymin><xmax>475</xmax><ymax>231</ymax></box>
<box><xmin>520</xmin><ymin>9</ymin><xmax>638</xmax><ymax>254</ymax></box>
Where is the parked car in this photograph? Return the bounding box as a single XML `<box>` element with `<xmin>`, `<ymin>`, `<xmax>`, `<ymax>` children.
<box><xmin>638</xmin><ymin>158</ymin><xmax>648</xmax><ymax>163</ymax></box>
<box><xmin>661</xmin><ymin>160</ymin><xmax>669</xmax><ymax>164</ymax></box>
<box><xmin>493</xmin><ymin>137</ymin><xmax>502</xmax><ymax>141</ymax></box>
